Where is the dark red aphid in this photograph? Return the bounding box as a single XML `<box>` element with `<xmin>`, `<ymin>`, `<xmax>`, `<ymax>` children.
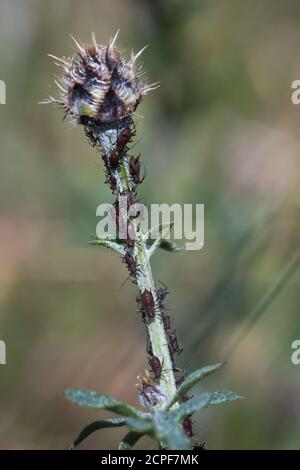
<box><xmin>126</xmin><ymin>228</ymin><xmax>135</xmax><ymax>248</ymax></box>
<box><xmin>181</xmin><ymin>393</ymin><xmax>192</xmax><ymax>403</ymax></box>
<box><xmin>84</xmin><ymin>126</ymin><xmax>98</xmax><ymax>146</ymax></box>
<box><xmin>123</xmin><ymin>251</ymin><xmax>137</xmax><ymax>276</ymax></box>
<box><xmin>168</xmin><ymin>329</ymin><xmax>183</xmax><ymax>354</ymax></box>
<box><xmin>182</xmin><ymin>416</ymin><xmax>193</xmax><ymax>437</ymax></box>
<box><xmin>117</xmin><ymin>127</ymin><xmax>134</xmax><ymax>153</ymax></box>
<box><xmin>156</xmin><ymin>282</ymin><xmax>168</xmax><ymax>304</ymax></box>
<box><xmin>162</xmin><ymin>313</ymin><xmax>172</xmax><ymax>330</ymax></box>
<box><xmin>109</xmin><ymin>175</ymin><xmax>117</xmax><ymax>192</ymax></box>
<box><xmin>129</xmin><ymin>156</ymin><xmax>144</xmax><ymax>185</ymax></box>
<box><xmin>141</xmin><ymin>289</ymin><xmax>155</xmax><ymax>319</ymax></box>
<box><xmin>109</xmin><ymin>151</ymin><xmax>119</xmax><ymax>169</ymax></box>
<box><xmin>122</xmin><ymin>189</ymin><xmax>136</xmax><ymax>210</ymax></box>
<box><xmin>148</xmin><ymin>355</ymin><xmax>162</xmax><ymax>380</ymax></box>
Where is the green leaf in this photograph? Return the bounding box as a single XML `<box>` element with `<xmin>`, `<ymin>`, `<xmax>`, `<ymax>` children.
<box><xmin>209</xmin><ymin>391</ymin><xmax>243</xmax><ymax>406</ymax></box>
<box><xmin>65</xmin><ymin>389</ymin><xmax>144</xmax><ymax>420</ymax></box>
<box><xmin>153</xmin><ymin>412</ymin><xmax>191</xmax><ymax>450</ymax></box>
<box><xmin>118</xmin><ymin>431</ymin><xmax>145</xmax><ymax>450</ymax></box>
<box><xmin>171</xmin><ymin>393</ymin><xmax>211</xmax><ymax>421</ymax></box>
<box><xmin>146</xmin><ymin>238</ymin><xmax>183</xmax><ymax>254</ymax></box>
<box><xmin>171</xmin><ymin>391</ymin><xmax>242</xmax><ymax>421</ymax></box>
<box><xmin>69</xmin><ymin>418</ymin><xmax>126</xmax><ymax>449</ymax></box>
<box><xmin>157</xmin><ymin>239</ymin><xmax>183</xmax><ymax>252</ymax></box>
<box><xmin>168</xmin><ymin>363</ymin><xmax>223</xmax><ymax>408</ymax></box>
<box><xmin>89</xmin><ymin>238</ymin><xmax>125</xmax><ymax>255</ymax></box>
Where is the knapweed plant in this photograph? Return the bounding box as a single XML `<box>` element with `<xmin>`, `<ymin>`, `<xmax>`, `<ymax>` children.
<box><xmin>45</xmin><ymin>32</ymin><xmax>241</xmax><ymax>450</ymax></box>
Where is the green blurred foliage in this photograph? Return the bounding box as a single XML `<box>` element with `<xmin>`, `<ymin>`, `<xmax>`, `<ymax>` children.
<box><xmin>0</xmin><ymin>0</ymin><xmax>299</xmax><ymax>449</ymax></box>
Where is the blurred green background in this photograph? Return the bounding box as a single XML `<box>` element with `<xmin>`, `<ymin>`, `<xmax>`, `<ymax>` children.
<box><xmin>0</xmin><ymin>0</ymin><xmax>300</xmax><ymax>450</ymax></box>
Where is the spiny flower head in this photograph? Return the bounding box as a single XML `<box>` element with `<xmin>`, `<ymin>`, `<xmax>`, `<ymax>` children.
<box><xmin>45</xmin><ymin>32</ymin><xmax>158</xmax><ymax>126</ymax></box>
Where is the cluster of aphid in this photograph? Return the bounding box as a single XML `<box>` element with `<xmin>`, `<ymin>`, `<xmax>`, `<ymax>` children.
<box><xmin>141</xmin><ymin>284</ymin><xmax>194</xmax><ymax>437</ymax></box>
<box><xmin>134</xmin><ymin>282</ymin><xmax>193</xmax><ymax>436</ymax></box>
<box><xmin>47</xmin><ymin>33</ymin><xmax>194</xmax><ymax>439</ymax></box>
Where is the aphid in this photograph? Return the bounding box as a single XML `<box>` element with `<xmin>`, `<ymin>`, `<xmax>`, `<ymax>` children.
<box><xmin>162</xmin><ymin>313</ymin><xmax>172</xmax><ymax>330</ymax></box>
<box><xmin>129</xmin><ymin>155</ymin><xmax>144</xmax><ymax>185</ymax></box>
<box><xmin>148</xmin><ymin>355</ymin><xmax>162</xmax><ymax>380</ymax></box>
<box><xmin>181</xmin><ymin>393</ymin><xmax>192</xmax><ymax>403</ymax></box>
<box><xmin>168</xmin><ymin>329</ymin><xmax>183</xmax><ymax>354</ymax></box>
<box><xmin>122</xmin><ymin>189</ymin><xmax>136</xmax><ymax>210</ymax></box>
<box><xmin>126</xmin><ymin>228</ymin><xmax>135</xmax><ymax>249</ymax></box>
<box><xmin>123</xmin><ymin>251</ymin><xmax>137</xmax><ymax>277</ymax></box>
<box><xmin>109</xmin><ymin>175</ymin><xmax>117</xmax><ymax>192</ymax></box>
<box><xmin>112</xmin><ymin>199</ymin><xmax>120</xmax><ymax>229</ymax></box>
<box><xmin>117</xmin><ymin>127</ymin><xmax>134</xmax><ymax>153</ymax></box>
<box><xmin>84</xmin><ymin>126</ymin><xmax>98</xmax><ymax>146</ymax></box>
<box><xmin>136</xmin><ymin>372</ymin><xmax>165</xmax><ymax>409</ymax></box>
<box><xmin>109</xmin><ymin>151</ymin><xmax>120</xmax><ymax>169</ymax></box>
<box><xmin>141</xmin><ymin>289</ymin><xmax>155</xmax><ymax>319</ymax></box>
<box><xmin>156</xmin><ymin>281</ymin><xmax>169</xmax><ymax>305</ymax></box>
<box><xmin>182</xmin><ymin>416</ymin><xmax>193</xmax><ymax>437</ymax></box>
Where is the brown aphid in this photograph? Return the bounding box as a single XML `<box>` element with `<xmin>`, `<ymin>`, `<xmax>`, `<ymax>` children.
<box><xmin>136</xmin><ymin>371</ymin><xmax>164</xmax><ymax>409</ymax></box>
<box><xmin>123</xmin><ymin>251</ymin><xmax>137</xmax><ymax>277</ymax></box>
<box><xmin>129</xmin><ymin>155</ymin><xmax>144</xmax><ymax>185</ymax></box>
<box><xmin>141</xmin><ymin>289</ymin><xmax>155</xmax><ymax>319</ymax></box>
<box><xmin>162</xmin><ymin>313</ymin><xmax>171</xmax><ymax>330</ymax></box>
<box><xmin>117</xmin><ymin>127</ymin><xmax>135</xmax><ymax>153</ymax></box>
<box><xmin>148</xmin><ymin>355</ymin><xmax>162</xmax><ymax>380</ymax></box>
<box><xmin>122</xmin><ymin>189</ymin><xmax>136</xmax><ymax>210</ymax></box>
<box><xmin>182</xmin><ymin>416</ymin><xmax>193</xmax><ymax>437</ymax></box>
<box><xmin>109</xmin><ymin>151</ymin><xmax>120</xmax><ymax>169</ymax></box>
<box><xmin>168</xmin><ymin>329</ymin><xmax>183</xmax><ymax>354</ymax></box>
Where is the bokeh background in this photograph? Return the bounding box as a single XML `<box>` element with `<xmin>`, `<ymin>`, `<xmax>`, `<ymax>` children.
<box><xmin>0</xmin><ymin>0</ymin><xmax>300</xmax><ymax>450</ymax></box>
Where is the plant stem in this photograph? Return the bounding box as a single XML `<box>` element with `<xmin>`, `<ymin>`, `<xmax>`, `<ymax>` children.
<box><xmin>90</xmin><ymin>121</ymin><xmax>178</xmax><ymax>404</ymax></box>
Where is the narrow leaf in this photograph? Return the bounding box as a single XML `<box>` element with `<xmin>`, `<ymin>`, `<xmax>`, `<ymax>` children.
<box><xmin>65</xmin><ymin>389</ymin><xmax>143</xmax><ymax>419</ymax></box>
<box><xmin>89</xmin><ymin>238</ymin><xmax>125</xmax><ymax>255</ymax></box>
<box><xmin>146</xmin><ymin>238</ymin><xmax>183</xmax><ymax>254</ymax></box>
<box><xmin>157</xmin><ymin>239</ymin><xmax>183</xmax><ymax>253</ymax></box>
<box><xmin>171</xmin><ymin>393</ymin><xmax>211</xmax><ymax>421</ymax></box>
<box><xmin>172</xmin><ymin>391</ymin><xmax>242</xmax><ymax>421</ymax></box>
<box><xmin>209</xmin><ymin>391</ymin><xmax>243</xmax><ymax>406</ymax></box>
<box><xmin>168</xmin><ymin>363</ymin><xmax>223</xmax><ymax>408</ymax></box>
<box><xmin>69</xmin><ymin>418</ymin><xmax>126</xmax><ymax>449</ymax></box>
<box><xmin>119</xmin><ymin>431</ymin><xmax>145</xmax><ymax>450</ymax></box>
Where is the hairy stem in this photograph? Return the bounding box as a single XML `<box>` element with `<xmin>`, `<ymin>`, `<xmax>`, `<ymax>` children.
<box><xmin>90</xmin><ymin>121</ymin><xmax>177</xmax><ymax>404</ymax></box>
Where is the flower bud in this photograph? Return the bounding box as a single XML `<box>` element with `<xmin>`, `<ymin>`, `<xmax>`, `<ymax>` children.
<box><xmin>46</xmin><ymin>32</ymin><xmax>158</xmax><ymax>126</ymax></box>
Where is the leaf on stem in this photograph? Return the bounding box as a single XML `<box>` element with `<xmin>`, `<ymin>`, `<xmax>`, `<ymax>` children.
<box><xmin>65</xmin><ymin>389</ymin><xmax>145</xmax><ymax>420</ymax></box>
<box><xmin>69</xmin><ymin>418</ymin><xmax>126</xmax><ymax>449</ymax></box>
<box><xmin>89</xmin><ymin>238</ymin><xmax>126</xmax><ymax>255</ymax></box>
<box><xmin>167</xmin><ymin>363</ymin><xmax>223</xmax><ymax>408</ymax></box>
<box><xmin>118</xmin><ymin>431</ymin><xmax>145</xmax><ymax>450</ymax></box>
<box><xmin>171</xmin><ymin>391</ymin><xmax>242</xmax><ymax>422</ymax></box>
